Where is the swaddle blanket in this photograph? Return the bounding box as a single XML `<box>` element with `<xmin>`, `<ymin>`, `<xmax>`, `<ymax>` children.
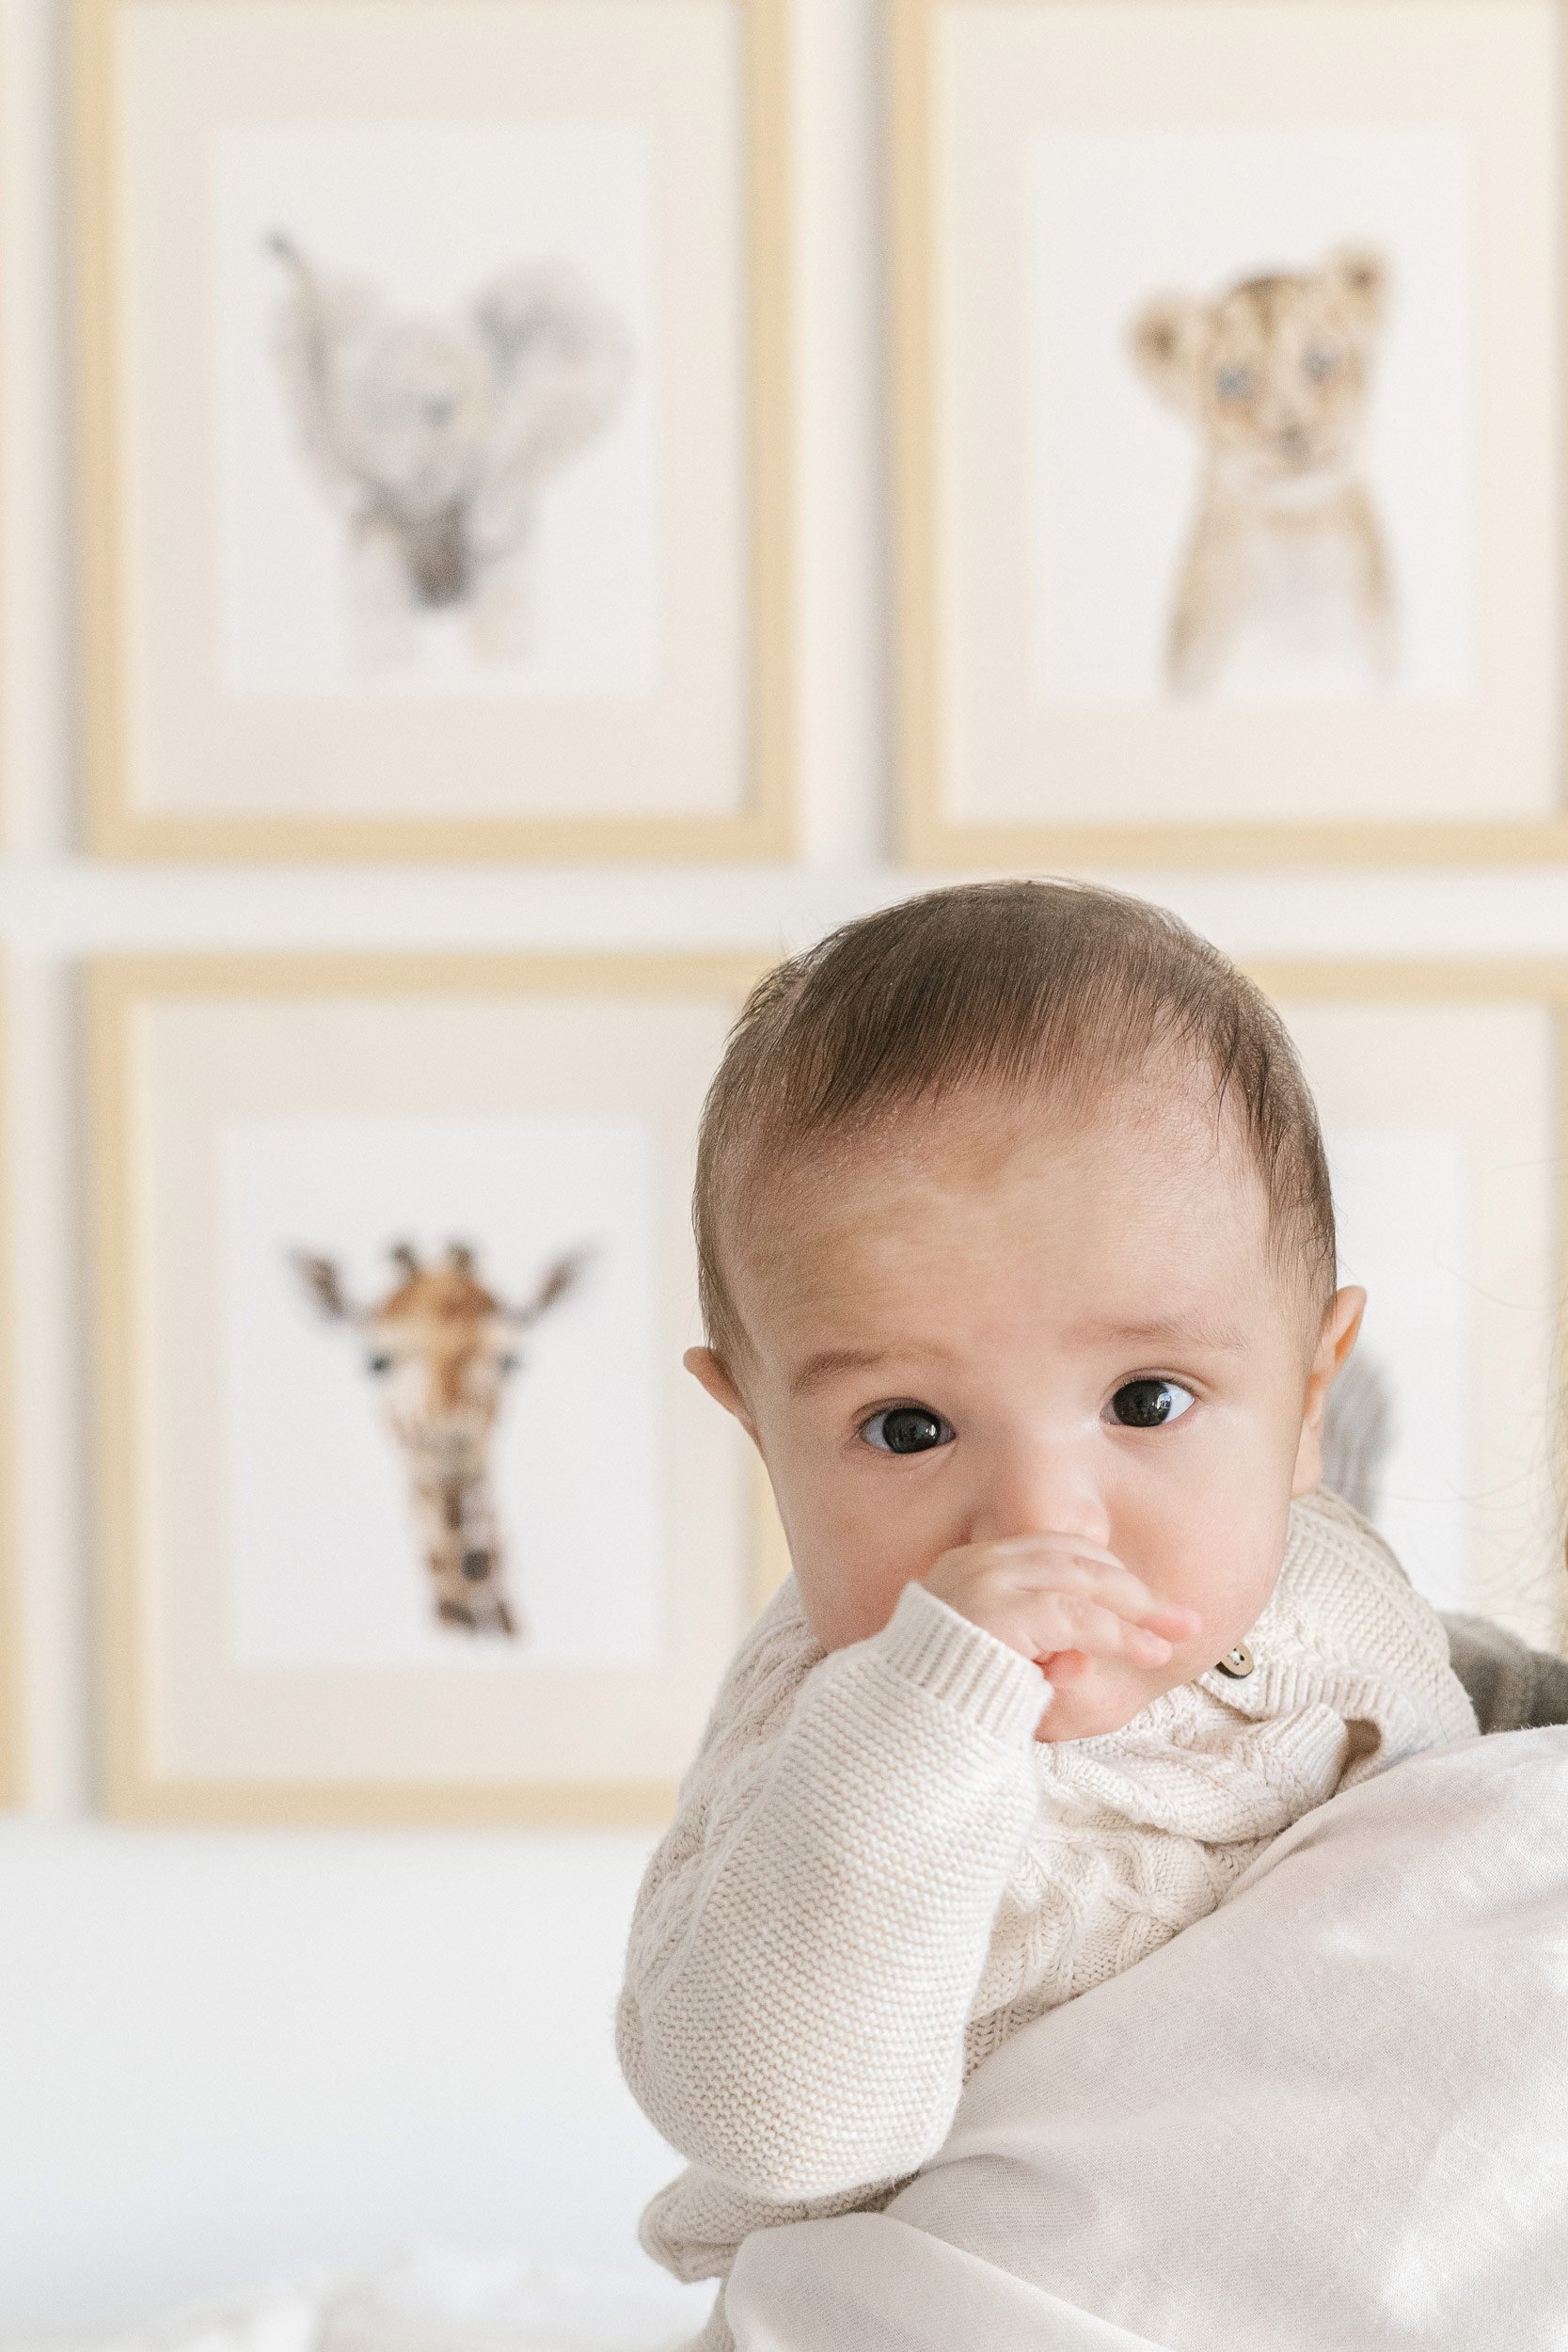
<box><xmin>724</xmin><ymin>1727</ymin><xmax>1568</xmax><ymax>2352</ymax></box>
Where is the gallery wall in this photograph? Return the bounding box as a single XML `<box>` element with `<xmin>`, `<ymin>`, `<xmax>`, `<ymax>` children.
<box><xmin>5</xmin><ymin>0</ymin><xmax>1568</xmax><ymax>2338</ymax></box>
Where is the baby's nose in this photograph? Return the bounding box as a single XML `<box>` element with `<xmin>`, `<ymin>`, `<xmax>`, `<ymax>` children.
<box><xmin>968</xmin><ymin>1443</ymin><xmax>1112</xmax><ymax>1549</ymax></box>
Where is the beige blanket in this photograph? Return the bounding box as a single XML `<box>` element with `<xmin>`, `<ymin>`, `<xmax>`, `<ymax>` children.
<box><xmin>724</xmin><ymin>1727</ymin><xmax>1568</xmax><ymax>2352</ymax></box>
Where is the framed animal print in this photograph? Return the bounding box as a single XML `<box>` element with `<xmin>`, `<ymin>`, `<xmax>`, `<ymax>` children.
<box><xmin>90</xmin><ymin>951</ymin><xmax>779</xmax><ymax>1823</ymax></box>
<box><xmin>74</xmin><ymin>0</ymin><xmax>793</xmax><ymax>861</ymax></box>
<box><xmin>1247</xmin><ymin>961</ymin><xmax>1568</xmax><ymax>1653</ymax></box>
<box><xmin>892</xmin><ymin>0</ymin><xmax>1568</xmax><ymax>866</ymax></box>
<box><xmin>0</xmin><ymin>972</ymin><xmax>21</xmax><ymax>1811</ymax></box>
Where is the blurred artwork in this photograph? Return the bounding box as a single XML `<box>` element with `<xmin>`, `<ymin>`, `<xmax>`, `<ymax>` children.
<box><xmin>1130</xmin><ymin>247</ymin><xmax>1395</xmax><ymax>698</ymax></box>
<box><xmin>1291</xmin><ymin>1046</ymin><xmax>1562</xmax><ymax>1650</ymax></box>
<box><xmin>213</xmin><ymin>119</ymin><xmax>666</xmax><ymax>708</ymax></box>
<box><xmin>99</xmin><ymin>963</ymin><xmax>752</xmax><ymax>1813</ymax></box>
<box><xmin>222</xmin><ymin>1106</ymin><xmax>666</xmax><ymax>1676</ymax></box>
<box><xmin>292</xmin><ymin>1239</ymin><xmax>589</xmax><ymax>1638</ymax></box>
<box><xmin>87</xmin><ymin>1</ymin><xmax>776</xmax><ymax>852</ymax></box>
<box><xmin>914</xmin><ymin>7</ymin><xmax>1564</xmax><ymax>848</ymax></box>
<box><xmin>267</xmin><ymin>235</ymin><xmax>629</xmax><ymax>669</ymax></box>
<box><xmin>1321</xmin><ymin>1346</ymin><xmax>1395</xmax><ymax>1524</ymax></box>
<box><xmin>1020</xmin><ymin>123</ymin><xmax>1481</xmax><ymax>728</ymax></box>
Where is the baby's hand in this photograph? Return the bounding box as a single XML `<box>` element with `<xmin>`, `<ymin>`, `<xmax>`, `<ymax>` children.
<box><xmin>921</xmin><ymin>1534</ymin><xmax>1202</xmax><ymax>1682</ymax></box>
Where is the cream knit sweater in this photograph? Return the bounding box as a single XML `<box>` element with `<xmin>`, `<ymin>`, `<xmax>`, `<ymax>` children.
<box><xmin>617</xmin><ymin>1490</ymin><xmax>1479</xmax><ymax>2351</ymax></box>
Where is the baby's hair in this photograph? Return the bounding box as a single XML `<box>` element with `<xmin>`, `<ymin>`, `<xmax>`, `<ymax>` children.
<box><xmin>694</xmin><ymin>880</ymin><xmax>1337</xmax><ymax>1366</ymax></box>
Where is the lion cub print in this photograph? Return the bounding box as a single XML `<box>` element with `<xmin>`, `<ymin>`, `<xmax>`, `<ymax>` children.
<box><xmin>1131</xmin><ymin>247</ymin><xmax>1393</xmax><ymax>698</ymax></box>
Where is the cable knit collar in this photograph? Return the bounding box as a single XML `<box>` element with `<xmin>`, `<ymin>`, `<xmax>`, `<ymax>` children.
<box><xmin>1024</xmin><ymin>1488</ymin><xmax>1478</xmax><ymax>1840</ymax></box>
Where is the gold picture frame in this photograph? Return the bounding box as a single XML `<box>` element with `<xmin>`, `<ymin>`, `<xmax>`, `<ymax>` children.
<box><xmin>892</xmin><ymin>0</ymin><xmax>1568</xmax><ymax>867</ymax></box>
<box><xmin>75</xmin><ymin>0</ymin><xmax>794</xmax><ymax>862</ymax></box>
<box><xmin>91</xmin><ymin>949</ymin><xmax>784</xmax><ymax>1825</ymax></box>
<box><xmin>0</xmin><ymin>968</ymin><xmax>22</xmax><ymax>1809</ymax></box>
<box><xmin>1245</xmin><ymin>958</ymin><xmax>1568</xmax><ymax>1650</ymax></box>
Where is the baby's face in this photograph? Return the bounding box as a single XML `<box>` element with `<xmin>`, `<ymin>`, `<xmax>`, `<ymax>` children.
<box><xmin>694</xmin><ymin>1087</ymin><xmax>1357</xmax><ymax>1742</ymax></box>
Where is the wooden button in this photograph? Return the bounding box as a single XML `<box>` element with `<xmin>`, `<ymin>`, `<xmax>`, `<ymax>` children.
<box><xmin>1214</xmin><ymin>1642</ymin><xmax>1255</xmax><ymax>1680</ymax></box>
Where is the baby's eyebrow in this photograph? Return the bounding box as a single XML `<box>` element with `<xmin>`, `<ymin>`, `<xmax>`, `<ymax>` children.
<box><xmin>790</xmin><ymin>1343</ymin><xmax>940</xmax><ymax>1399</ymax></box>
<box><xmin>788</xmin><ymin>1315</ymin><xmax>1245</xmax><ymax>1399</ymax></box>
<box><xmin>1078</xmin><ymin>1311</ymin><xmax>1248</xmax><ymax>1355</ymax></box>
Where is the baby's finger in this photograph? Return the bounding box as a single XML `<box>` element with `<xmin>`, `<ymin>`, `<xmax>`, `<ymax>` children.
<box><xmin>1001</xmin><ymin>1548</ymin><xmax>1201</xmax><ymax>1639</ymax></box>
<box><xmin>987</xmin><ymin>1531</ymin><xmax>1128</xmax><ymax>1574</ymax></box>
<box><xmin>1142</xmin><ymin>1598</ymin><xmax>1205</xmax><ymax>1640</ymax></box>
<box><xmin>1076</xmin><ymin>1569</ymin><xmax>1200</xmax><ymax>1642</ymax></box>
<box><xmin>1024</xmin><ymin>1590</ymin><xmax>1178</xmax><ymax>1666</ymax></box>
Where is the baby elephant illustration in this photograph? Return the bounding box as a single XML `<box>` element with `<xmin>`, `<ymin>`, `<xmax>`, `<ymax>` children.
<box><xmin>268</xmin><ymin>232</ymin><xmax>629</xmax><ymax>664</ymax></box>
<box><xmin>293</xmin><ymin>1240</ymin><xmax>589</xmax><ymax>1637</ymax></box>
<box><xmin>1130</xmin><ymin>246</ymin><xmax>1393</xmax><ymax>697</ymax></box>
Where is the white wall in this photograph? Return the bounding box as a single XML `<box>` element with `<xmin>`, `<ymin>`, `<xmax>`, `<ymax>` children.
<box><xmin>4</xmin><ymin>0</ymin><xmax>1568</xmax><ymax>2337</ymax></box>
<box><xmin>0</xmin><ymin>1822</ymin><xmax>714</xmax><ymax>2338</ymax></box>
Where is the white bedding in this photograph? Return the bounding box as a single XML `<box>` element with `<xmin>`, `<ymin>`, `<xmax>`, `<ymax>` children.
<box><xmin>725</xmin><ymin>1727</ymin><xmax>1568</xmax><ymax>2352</ymax></box>
<box><xmin>77</xmin><ymin>2248</ymin><xmax>701</xmax><ymax>2352</ymax></box>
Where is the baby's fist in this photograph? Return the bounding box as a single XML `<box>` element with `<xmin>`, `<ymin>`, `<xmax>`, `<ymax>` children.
<box><xmin>922</xmin><ymin>1534</ymin><xmax>1201</xmax><ymax>1680</ymax></box>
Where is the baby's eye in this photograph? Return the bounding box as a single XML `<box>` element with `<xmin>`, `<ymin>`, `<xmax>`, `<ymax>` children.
<box><xmin>1303</xmin><ymin>343</ymin><xmax>1338</xmax><ymax>382</ymax></box>
<box><xmin>860</xmin><ymin>1406</ymin><xmax>955</xmax><ymax>1455</ymax></box>
<box><xmin>1107</xmin><ymin>1378</ymin><xmax>1196</xmax><ymax>1430</ymax></box>
<box><xmin>1215</xmin><ymin>363</ymin><xmax>1256</xmax><ymax>402</ymax></box>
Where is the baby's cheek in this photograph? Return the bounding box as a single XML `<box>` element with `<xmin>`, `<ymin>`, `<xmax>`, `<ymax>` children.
<box><xmin>1174</xmin><ymin>1542</ymin><xmax>1286</xmax><ymax>1669</ymax></box>
<box><xmin>1161</xmin><ymin>1489</ymin><xmax>1287</xmax><ymax>1620</ymax></box>
<box><xmin>796</xmin><ymin>1553</ymin><xmax>922</xmax><ymax>1653</ymax></box>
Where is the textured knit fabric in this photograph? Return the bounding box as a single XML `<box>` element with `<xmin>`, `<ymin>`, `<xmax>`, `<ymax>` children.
<box><xmin>616</xmin><ymin>1490</ymin><xmax>1479</xmax><ymax>2350</ymax></box>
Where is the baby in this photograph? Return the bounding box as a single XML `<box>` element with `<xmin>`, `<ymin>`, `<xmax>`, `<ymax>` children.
<box><xmin>618</xmin><ymin>880</ymin><xmax>1480</xmax><ymax>2352</ymax></box>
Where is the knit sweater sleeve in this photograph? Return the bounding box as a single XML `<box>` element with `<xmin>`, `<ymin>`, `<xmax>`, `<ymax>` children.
<box><xmin>615</xmin><ymin>1575</ymin><xmax>1050</xmax><ymax>2207</ymax></box>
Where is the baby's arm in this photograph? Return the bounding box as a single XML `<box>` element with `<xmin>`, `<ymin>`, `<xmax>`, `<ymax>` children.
<box><xmin>618</xmin><ymin>1539</ymin><xmax>1192</xmax><ymax>2220</ymax></box>
<box><xmin>617</xmin><ymin>1576</ymin><xmax>1049</xmax><ymax>2207</ymax></box>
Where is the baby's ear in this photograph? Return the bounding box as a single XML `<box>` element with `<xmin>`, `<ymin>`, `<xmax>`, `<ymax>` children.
<box><xmin>683</xmin><ymin>1344</ymin><xmax>758</xmax><ymax>1439</ymax></box>
<box><xmin>1291</xmin><ymin>1287</ymin><xmax>1367</xmax><ymax>1498</ymax></box>
<box><xmin>1323</xmin><ymin>246</ymin><xmax>1387</xmax><ymax>331</ymax></box>
<box><xmin>1129</xmin><ymin>294</ymin><xmax>1209</xmax><ymax>412</ymax></box>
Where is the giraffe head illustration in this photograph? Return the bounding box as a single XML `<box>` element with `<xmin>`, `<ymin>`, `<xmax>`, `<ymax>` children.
<box><xmin>293</xmin><ymin>1239</ymin><xmax>589</xmax><ymax>1636</ymax></box>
